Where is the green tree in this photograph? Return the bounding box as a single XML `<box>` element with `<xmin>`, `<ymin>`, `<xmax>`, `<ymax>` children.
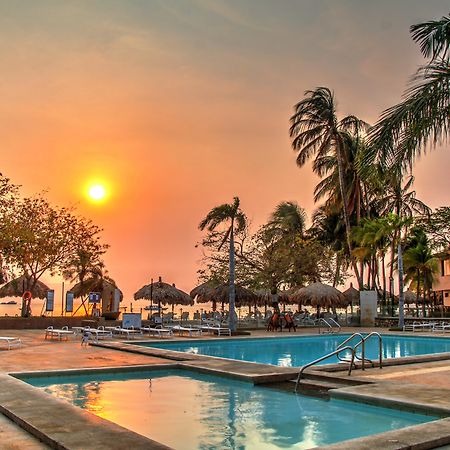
<box><xmin>403</xmin><ymin>227</ymin><xmax>439</xmax><ymax>316</ymax></box>
<box><xmin>290</xmin><ymin>87</ymin><xmax>368</xmax><ymax>287</ymax></box>
<box><xmin>199</xmin><ymin>197</ymin><xmax>246</xmax><ymax>331</ymax></box>
<box><xmin>0</xmin><ymin>195</ymin><xmax>108</xmax><ymax>298</ymax></box>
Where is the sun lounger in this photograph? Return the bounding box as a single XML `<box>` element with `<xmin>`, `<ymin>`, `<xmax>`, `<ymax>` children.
<box><xmin>198</xmin><ymin>323</ymin><xmax>231</xmax><ymax>336</ymax></box>
<box><xmin>0</xmin><ymin>336</ymin><xmax>21</xmax><ymax>350</ymax></box>
<box><xmin>140</xmin><ymin>326</ymin><xmax>173</xmax><ymax>338</ymax></box>
<box><xmin>171</xmin><ymin>325</ymin><xmax>202</xmax><ymax>337</ymax></box>
<box><xmin>403</xmin><ymin>321</ymin><xmax>437</xmax><ymax>332</ymax></box>
<box><xmin>432</xmin><ymin>322</ymin><xmax>450</xmax><ymax>333</ymax></box>
<box><xmin>45</xmin><ymin>326</ymin><xmax>74</xmax><ymax>340</ymax></box>
<box><xmin>110</xmin><ymin>327</ymin><xmax>143</xmax><ymax>339</ymax></box>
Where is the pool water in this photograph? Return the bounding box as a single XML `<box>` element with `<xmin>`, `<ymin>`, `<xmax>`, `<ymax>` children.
<box><xmin>141</xmin><ymin>334</ymin><xmax>450</xmax><ymax>367</ymax></box>
<box><xmin>23</xmin><ymin>369</ymin><xmax>436</xmax><ymax>449</ymax></box>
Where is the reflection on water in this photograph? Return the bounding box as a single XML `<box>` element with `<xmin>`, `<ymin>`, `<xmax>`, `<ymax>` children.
<box><xmin>27</xmin><ymin>370</ymin><xmax>435</xmax><ymax>450</ymax></box>
<box><xmin>146</xmin><ymin>335</ymin><xmax>450</xmax><ymax>367</ymax></box>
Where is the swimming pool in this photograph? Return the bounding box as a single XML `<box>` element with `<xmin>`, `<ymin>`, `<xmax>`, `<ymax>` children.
<box><xmin>140</xmin><ymin>334</ymin><xmax>450</xmax><ymax>367</ymax></box>
<box><xmin>22</xmin><ymin>369</ymin><xmax>437</xmax><ymax>449</ymax></box>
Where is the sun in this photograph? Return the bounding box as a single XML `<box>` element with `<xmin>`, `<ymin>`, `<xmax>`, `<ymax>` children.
<box><xmin>87</xmin><ymin>184</ymin><xmax>107</xmax><ymax>202</ymax></box>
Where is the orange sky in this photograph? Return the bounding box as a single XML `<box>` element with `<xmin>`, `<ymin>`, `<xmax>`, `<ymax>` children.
<box><xmin>1</xmin><ymin>1</ymin><xmax>449</xmax><ymax>302</ymax></box>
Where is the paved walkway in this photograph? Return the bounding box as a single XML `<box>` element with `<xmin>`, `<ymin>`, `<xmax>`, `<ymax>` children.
<box><xmin>0</xmin><ymin>330</ymin><xmax>169</xmax><ymax>373</ymax></box>
<box><xmin>0</xmin><ymin>413</ymin><xmax>49</xmax><ymax>450</ymax></box>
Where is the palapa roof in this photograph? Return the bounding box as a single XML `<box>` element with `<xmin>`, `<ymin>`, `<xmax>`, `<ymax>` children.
<box><xmin>342</xmin><ymin>284</ymin><xmax>359</xmax><ymax>305</ymax></box>
<box><xmin>0</xmin><ymin>275</ymin><xmax>50</xmax><ymax>299</ymax></box>
<box><xmin>191</xmin><ymin>282</ymin><xmax>258</xmax><ymax>306</ymax></box>
<box><xmin>291</xmin><ymin>282</ymin><xmax>345</xmax><ymax>308</ymax></box>
<box><xmin>190</xmin><ymin>281</ymin><xmax>220</xmax><ymax>303</ymax></box>
<box><xmin>255</xmin><ymin>288</ymin><xmax>294</xmax><ymax>304</ymax></box>
<box><xmin>70</xmin><ymin>278</ymin><xmax>123</xmax><ymax>301</ymax></box>
<box><xmin>134</xmin><ymin>279</ymin><xmax>193</xmax><ymax>306</ymax></box>
<box><xmin>403</xmin><ymin>289</ymin><xmax>423</xmax><ymax>304</ymax></box>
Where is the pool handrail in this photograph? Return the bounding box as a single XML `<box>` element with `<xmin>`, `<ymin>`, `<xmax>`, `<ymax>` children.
<box><xmin>352</xmin><ymin>332</ymin><xmax>383</xmax><ymax>371</ymax></box>
<box><xmin>317</xmin><ymin>318</ymin><xmax>341</xmax><ymax>334</ymax></box>
<box><xmin>294</xmin><ymin>345</ymin><xmax>355</xmax><ymax>392</ymax></box>
<box><xmin>336</xmin><ymin>332</ymin><xmax>365</xmax><ymax>363</ymax></box>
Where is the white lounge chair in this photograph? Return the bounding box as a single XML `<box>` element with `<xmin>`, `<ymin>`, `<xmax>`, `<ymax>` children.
<box><xmin>140</xmin><ymin>326</ymin><xmax>173</xmax><ymax>338</ymax></box>
<box><xmin>403</xmin><ymin>321</ymin><xmax>437</xmax><ymax>332</ymax></box>
<box><xmin>432</xmin><ymin>322</ymin><xmax>450</xmax><ymax>333</ymax></box>
<box><xmin>171</xmin><ymin>325</ymin><xmax>202</xmax><ymax>337</ymax></box>
<box><xmin>0</xmin><ymin>336</ymin><xmax>21</xmax><ymax>350</ymax></box>
<box><xmin>198</xmin><ymin>321</ymin><xmax>231</xmax><ymax>336</ymax></box>
<box><xmin>110</xmin><ymin>326</ymin><xmax>143</xmax><ymax>339</ymax></box>
<box><xmin>45</xmin><ymin>326</ymin><xmax>74</xmax><ymax>340</ymax></box>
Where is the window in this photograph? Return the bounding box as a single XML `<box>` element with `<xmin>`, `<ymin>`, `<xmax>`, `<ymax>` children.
<box><xmin>445</xmin><ymin>260</ymin><xmax>450</xmax><ymax>276</ymax></box>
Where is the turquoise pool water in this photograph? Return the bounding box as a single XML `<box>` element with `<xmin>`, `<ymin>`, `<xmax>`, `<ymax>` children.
<box><xmin>141</xmin><ymin>334</ymin><xmax>450</xmax><ymax>367</ymax></box>
<box><xmin>23</xmin><ymin>369</ymin><xmax>436</xmax><ymax>449</ymax></box>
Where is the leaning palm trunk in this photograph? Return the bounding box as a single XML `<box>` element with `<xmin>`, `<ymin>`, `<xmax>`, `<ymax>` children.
<box><xmin>229</xmin><ymin>226</ymin><xmax>236</xmax><ymax>332</ymax></box>
<box><xmin>336</xmin><ymin>139</ymin><xmax>363</xmax><ymax>288</ymax></box>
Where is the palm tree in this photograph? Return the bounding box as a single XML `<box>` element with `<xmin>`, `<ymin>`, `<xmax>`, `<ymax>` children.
<box><xmin>199</xmin><ymin>197</ymin><xmax>246</xmax><ymax>332</ymax></box>
<box><xmin>269</xmin><ymin>201</ymin><xmax>306</xmax><ymax>235</ymax></box>
<box><xmin>310</xmin><ymin>206</ymin><xmax>348</xmax><ymax>287</ymax></box>
<box><xmin>370</xmin><ymin>14</ymin><xmax>450</xmax><ymax>166</ymax></box>
<box><xmin>290</xmin><ymin>87</ymin><xmax>368</xmax><ymax>287</ymax></box>
<box><xmin>403</xmin><ymin>227</ymin><xmax>439</xmax><ymax>317</ymax></box>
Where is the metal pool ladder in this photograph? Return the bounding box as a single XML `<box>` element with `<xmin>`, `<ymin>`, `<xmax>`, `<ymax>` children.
<box><xmin>294</xmin><ymin>345</ymin><xmax>356</xmax><ymax>392</ymax></box>
<box><xmin>294</xmin><ymin>332</ymin><xmax>383</xmax><ymax>392</ymax></box>
<box><xmin>317</xmin><ymin>318</ymin><xmax>341</xmax><ymax>334</ymax></box>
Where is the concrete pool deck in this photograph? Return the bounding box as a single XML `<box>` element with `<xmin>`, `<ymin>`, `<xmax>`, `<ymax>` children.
<box><xmin>1</xmin><ymin>327</ymin><xmax>450</xmax><ymax>449</ymax></box>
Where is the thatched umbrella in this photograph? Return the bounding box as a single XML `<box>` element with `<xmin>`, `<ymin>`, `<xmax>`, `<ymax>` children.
<box><xmin>70</xmin><ymin>277</ymin><xmax>123</xmax><ymax>317</ymax></box>
<box><xmin>404</xmin><ymin>289</ymin><xmax>420</xmax><ymax>305</ymax></box>
<box><xmin>291</xmin><ymin>282</ymin><xmax>345</xmax><ymax>315</ymax></box>
<box><xmin>0</xmin><ymin>275</ymin><xmax>50</xmax><ymax>299</ymax></box>
<box><xmin>210</xmin><ymin>283</ymin><xmax>258</xmax><ymax>307</ymax></box>
<box><xmin>135</xmin><ymin>277</ymin><xmax>193</xmax><ymax>316</ymax></box>
<box><xmin>192</xmin><ymin>282</ymin><xmax>258</xmax><ymax>315</ymax></box>
<box><xmin>190</xmin><ymin>281</ymin><xmax>220</xmax><ymax>310</ymax></box>
<box><xmin>342</xmin><ymin>283</ymin><xmax>359</xmax><ymax>307</ymax></box>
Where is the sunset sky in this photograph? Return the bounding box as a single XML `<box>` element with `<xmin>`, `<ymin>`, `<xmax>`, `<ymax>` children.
<box><xmin>1</xmin><ymin>1</ymin><xmax>449</xmax><ymax>301</ymax></box>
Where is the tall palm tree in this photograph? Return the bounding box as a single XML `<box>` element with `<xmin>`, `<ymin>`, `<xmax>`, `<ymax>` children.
<box><xmin>290</xmin><ymin>87</ymin><xmax>368</xmax><ymax>288</ymax></box>
<box><xmin>269</xmin><ymin>201</ymin><xmax>306</xmax><ymax>235</ymax></box>
<box><xmin>199</xmin><ymin>197</ymin><xmax>246</xmax><ymax>332</ymax></box>
<box><xmin>310</xmin><ymin>206</ymin><xmax>348</xmax><ymax>287</ymax></box>
<box><xmin>370</xmin><ymin>14</ymin><xmax>450</xmax><ymax>166</ymax></box>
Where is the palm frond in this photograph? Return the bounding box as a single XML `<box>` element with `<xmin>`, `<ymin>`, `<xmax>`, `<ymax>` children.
<box><xmin>411</xmin><ymin>14</ymin><xmax>450</xmax><ymax>60</ymax></box>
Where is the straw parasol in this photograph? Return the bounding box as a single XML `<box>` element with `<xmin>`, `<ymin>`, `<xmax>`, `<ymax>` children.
<box><xmin>70</xmin><ymin>278</ymin><xmax>122</xmax><ymax>300</ymax></box>
<box><xmin>69</xmin><ymin>277</ymin><xmax>123</xmax><ymax>318</ymax></box>
<box><xmin>134</xmin><ymin>278</ymin><xmax>193</xmax><ymax>316</ymax></box>
<box><xmin>342</xmin><ymin>283</ymin><xmax>359</xmax><ymax>307</ymax></box>
<box><xmin>404</xmin><ymin>289</ymin><xmax>423</xmax><ymax>305</ymax></box>
<box><xmin>0</xmin><ymin>275</ymin><xmax>50</xmax><ymax>299</ymax></box>
<box><xmin>190</xmin><ymin>281</ymin><xmax>219</xmax><ymax>302</ymax></box>
<box><xmin>208</xmin><ymin>283</ymin><xmax>258</xmax><ymax>307</ymax></box>
<box><xmin>191</xmin><ymin>282</ymin><xmax>258</xmax><ymax>313</ymax></box>
<box><xmin>291</xmin><ymin>282</ymin><xmax>345</xmax><ymax>311</ymax></box>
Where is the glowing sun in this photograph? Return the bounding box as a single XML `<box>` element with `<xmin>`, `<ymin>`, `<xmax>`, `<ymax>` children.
<box><xmin>87</xmin><ymin>184</ymin><xmax>107</xmax><ymax>202</ymax></box>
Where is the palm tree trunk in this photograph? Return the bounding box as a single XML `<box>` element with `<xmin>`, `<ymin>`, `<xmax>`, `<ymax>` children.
<box><xmin>333</xmin><ymin>254</ymin><xmax>341</xmax><ymax>287</ymax></box>
<box><xmin>398</xmin><ymin>241</ymin><xmax>405</xmax><ymax>328</ymax></box>
<box><xmin>381</xmin><ymin>253</ymin><xmax>387</xmax><ymax>309</ymax></box>
<box><xmin>422</xmin><ymin>275</ymin><xmax>426</xmax><ymax>318</ymax></box>
<box><xmin>336</xmin><ymin>139</ymin><xmax>362</xmax><ymax>288</ymax></box>
<box><xmin>416</xmin><ymin>270</ymin><xmax>420</xmax><ymax>317</ymax></box>
<box><xmin>229</xmin><ymin>225</ymin><xmax>236</xmax><ymax>332</ymax></box>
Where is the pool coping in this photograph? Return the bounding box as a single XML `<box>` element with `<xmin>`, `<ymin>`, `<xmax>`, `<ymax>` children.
<box><xmin>90</xmin><ymin>334</ymin><xmax>450</xmax><ymax>379</ymax></box>
<box><xmin>3</xmin><ymin>331</ymin><xmax>450</xmax><ymax>450</ymax></box>
<box><xmin>5</xmin><ymin>363</ymin><xmax>450</xmax><ymax>450</ymax></box>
